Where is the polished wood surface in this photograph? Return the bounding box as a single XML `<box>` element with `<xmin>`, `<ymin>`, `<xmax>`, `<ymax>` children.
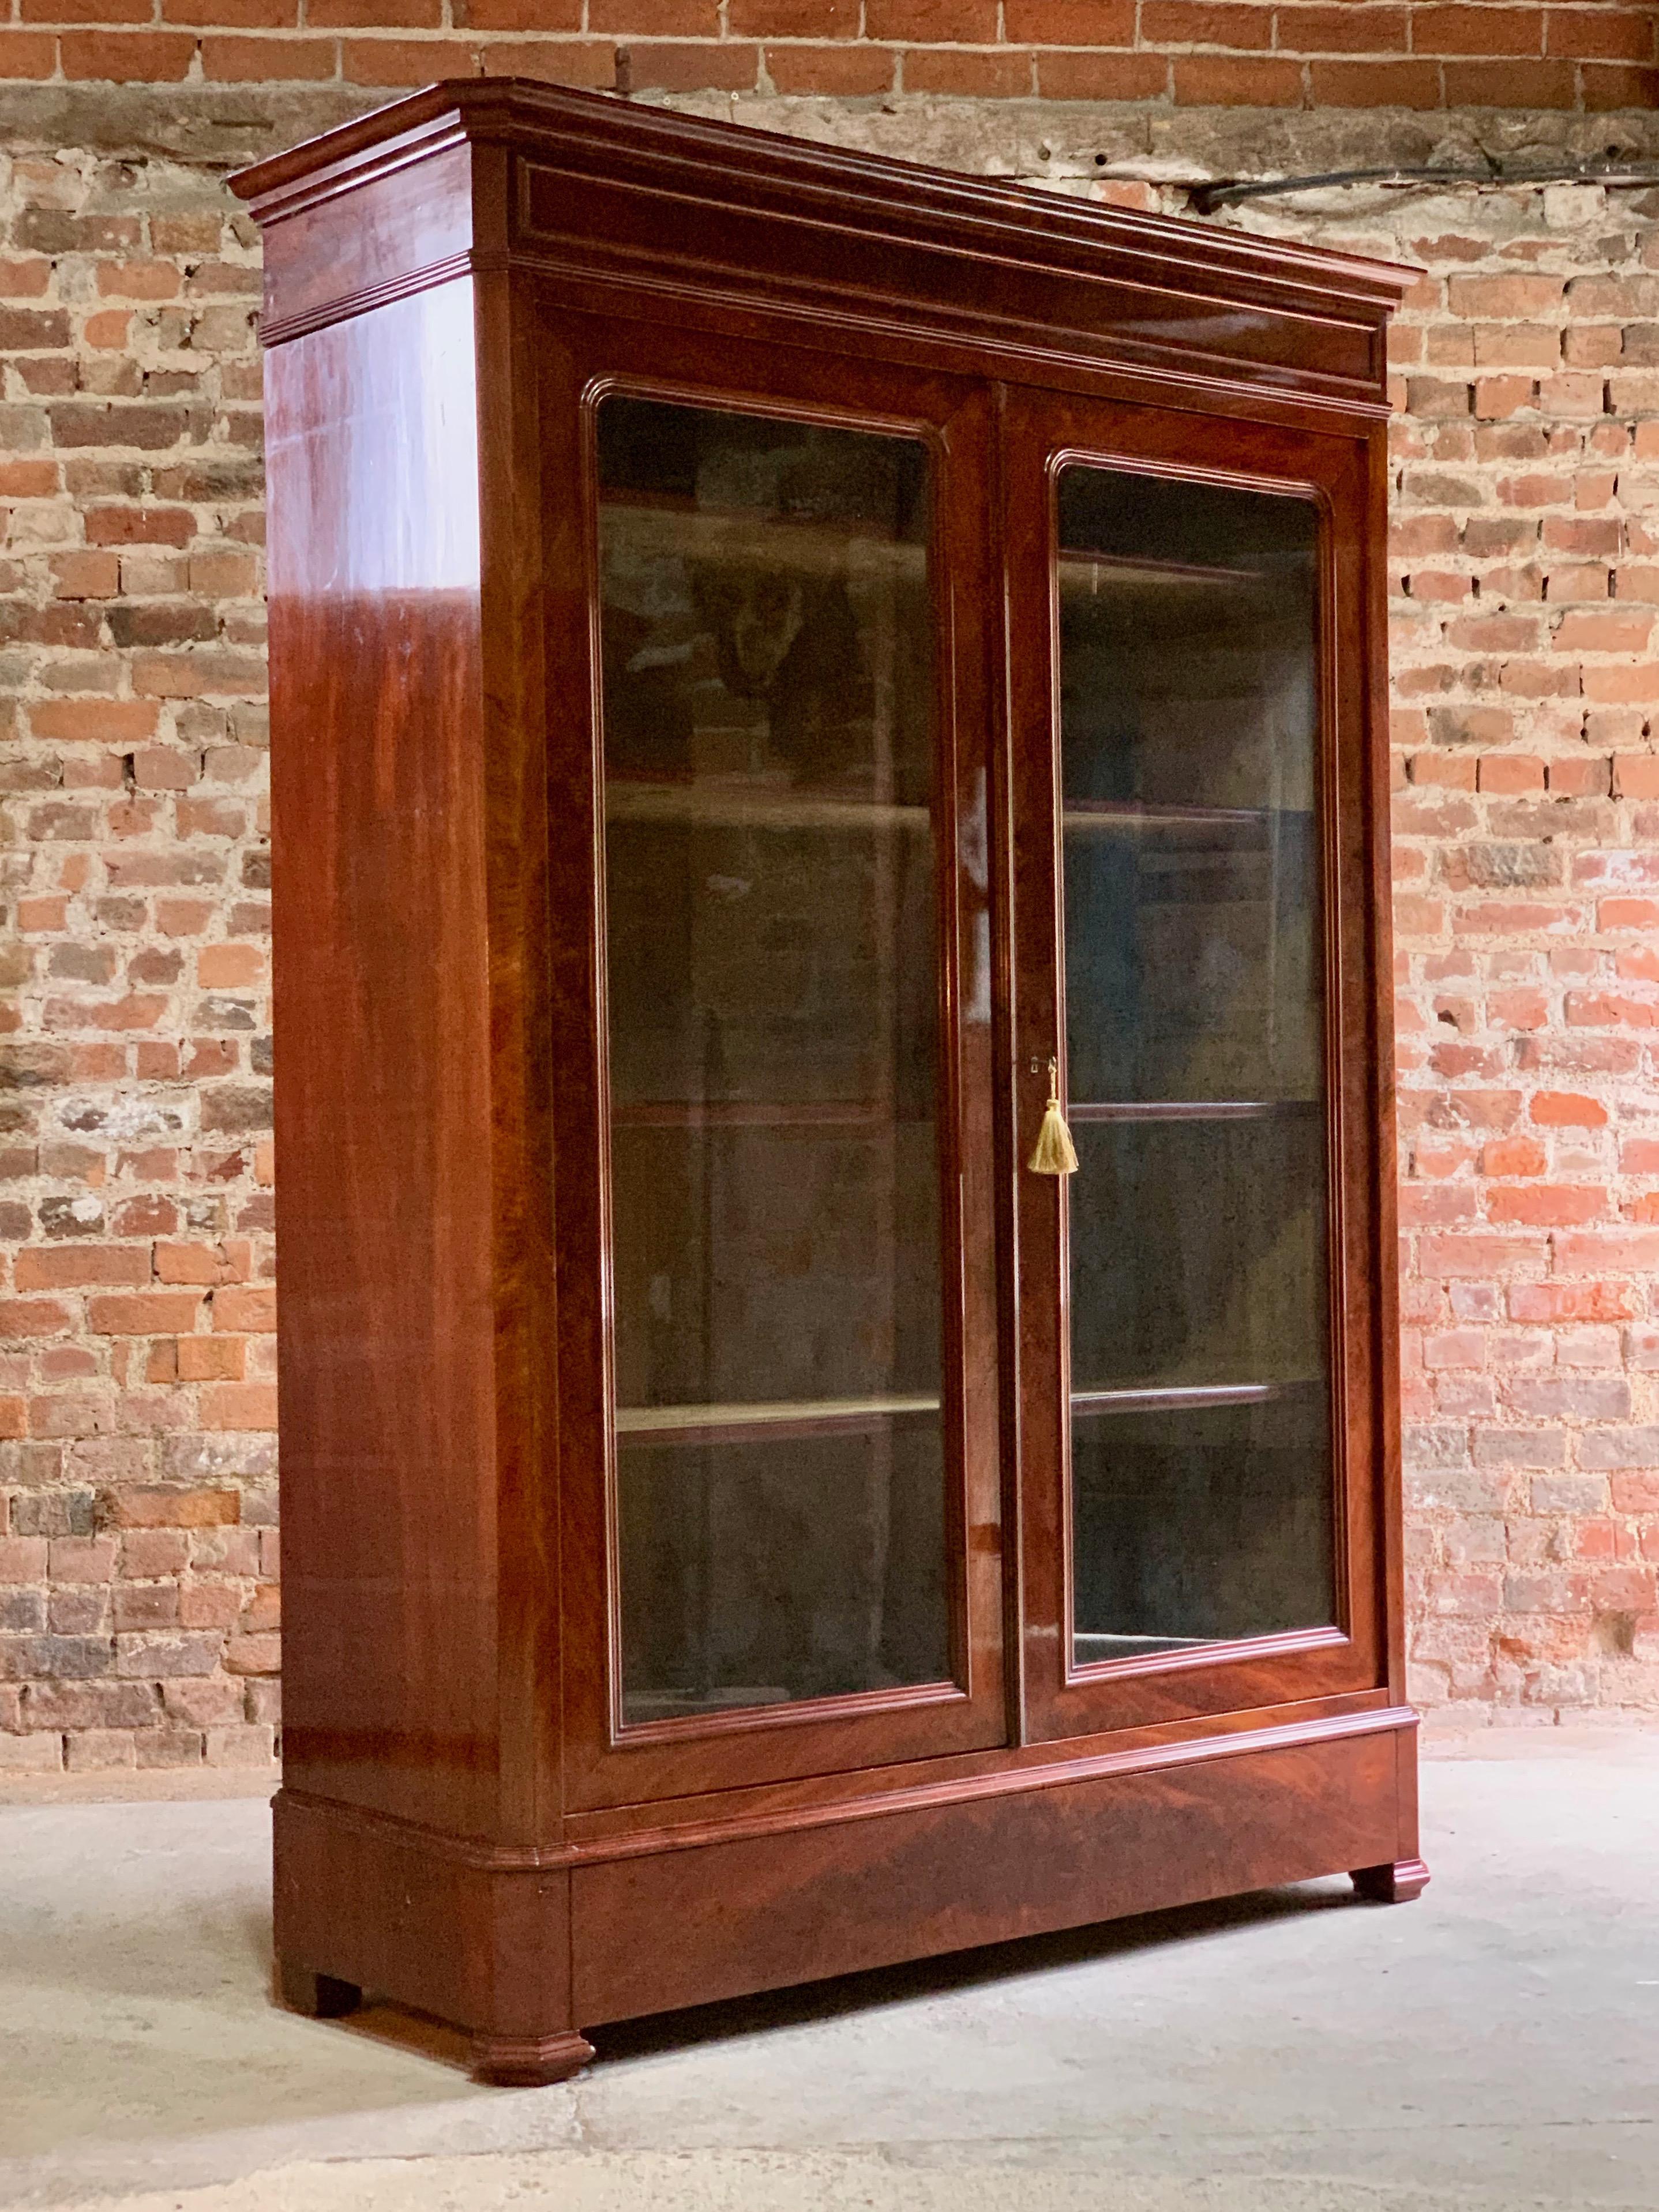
<box><xmin>568</xmin><ymin>1717</ymin><xmax>1402</xmax><ymax>2025</ymax></box>
<box><xmin>1352</xmin><ymin>1856</ymin><xmax>1432</xmax><ymax>1904</ymax></box>
<box><xmin>263</xmin><ymin>279</ymin><xmax>502</xmax><ymax>1838</ymax></box>
<box><xmin>236</xmin><ymin>84</ymin><xmax>1418</xmax><ymax>2083</ymax></box>
<box><xmin>235</xmin><ymin>80</ymin><xmax>1410</xmax><ymax>401</ymax></box>
<box><xmin>1001</xmin><ymin>392</ymin><xmax>1390</xmax><ymax>1742</ymax></box>
<box><xmin>540</xmin><ymin>313</ymin><xmax>1007</xmax><ymax>1811</ymax></box>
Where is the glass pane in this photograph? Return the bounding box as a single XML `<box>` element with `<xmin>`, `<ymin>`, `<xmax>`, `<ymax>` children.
<box><xmin>1069</xmin><ymin>1114</ymin><xmax>1325</xmax><ymax>1395</ymax></box>
<box><xmin>597</xmin><ymin>395</ymin><xmax>949</xmax><ymax>1724</ymax></box>
<box><xmin>1056</xmin><ymin>465</ymin><xmax>1335</xmax><ymax>1668</ymax></box>
<box><xmin>1072</xmin><ymin>1392</ymin><xmax>1330</xmax><ymax>1661</ymax></box>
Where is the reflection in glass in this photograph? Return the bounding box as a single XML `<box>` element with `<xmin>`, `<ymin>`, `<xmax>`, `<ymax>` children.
<box><xmin>1057</xmin><ymin>466</ymin><xmax>1335</xmax><ymax>1666</ymax></box>
<box><xmin>597</xmin><ymin>396</ymin><xmax>949</xmax><ymax>1723</ymax></box>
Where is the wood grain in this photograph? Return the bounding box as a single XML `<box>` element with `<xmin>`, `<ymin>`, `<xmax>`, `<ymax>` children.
<box><xmin>265</xmin><ymin>279</ymin><xmax>501</xmax><ymax>1837</ymax></box>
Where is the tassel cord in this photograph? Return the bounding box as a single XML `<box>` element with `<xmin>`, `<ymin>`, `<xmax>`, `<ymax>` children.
<box><xmin>1028</xmin><ymin>1060</ymin><xmax>1079</xmax><ymax>1177</ymax></box>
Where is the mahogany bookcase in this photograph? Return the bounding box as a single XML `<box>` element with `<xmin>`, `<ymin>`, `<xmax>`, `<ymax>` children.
<box><xmin>232</xmin><ymin>82</ymin><xmax>1422</xmax><ymax>2087</ymax></box>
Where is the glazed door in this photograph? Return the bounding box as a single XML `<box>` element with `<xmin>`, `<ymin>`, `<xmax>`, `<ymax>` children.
<box><xmin>1004</xmin><ymin>389</ymin><xmax>1389</xmax><ymax>1741</ymax></box>
<box><xmin>547</xmin><ymin>314</ymin><xmax>1007</xmax><ymax>1809</ymax></box>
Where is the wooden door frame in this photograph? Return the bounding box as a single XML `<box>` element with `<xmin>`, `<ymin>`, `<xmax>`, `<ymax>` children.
<box><xmin>998</xmin><ymin>384</ymin><xmax>1394</xmax><ymax>1744</ymax></box>
<box><xmin>542</xmin><ymin>305</ymin><xmax>1009</xmax><ymax>1811</ymax></box>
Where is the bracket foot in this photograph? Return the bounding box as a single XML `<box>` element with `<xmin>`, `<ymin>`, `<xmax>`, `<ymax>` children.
<box><xmin>1351</xmin><ymin>1856</ymin><xmax>1430</xmax><ymax>1904</ymax></box>
<box><xmin>471</xmin><ymin>2028</ymin><xmax>595</xmax><ymax>2087</ymax></box>
<box><xmin>278</xmin><ymin>1961</ymin><xmax>363</xmax><ymax>2017</ymax></box>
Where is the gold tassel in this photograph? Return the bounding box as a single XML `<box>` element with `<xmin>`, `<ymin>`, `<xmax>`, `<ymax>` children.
<box><xmin>1028</xmin><ymin>1058</ymin><xmax>1078</xmax><ymax>1177</ymax></box>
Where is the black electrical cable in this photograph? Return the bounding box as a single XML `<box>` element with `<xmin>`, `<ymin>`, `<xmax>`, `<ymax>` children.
<box><xmin>1188</xmin><ymin>158</ymin><xmax>1659</xmax><ymax>216</ymax></box>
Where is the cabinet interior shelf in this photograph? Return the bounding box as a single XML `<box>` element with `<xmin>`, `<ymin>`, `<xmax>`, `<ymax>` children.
<box><xmin>613</xmin><ymin>1100</ymin><xmax>892</xmax><ymax>1129</ymax></box>
<box><xmin>600</xmin><ymin>498</ymin><xmax>928</xmax><ymax>578</ymax></box>
<box><xmin>606</xmin><ymin>783</ymin><xmax>1311</xmax><ymax>837</ymax></box>
<box><xmin>615</xmin><ymin>1377</ymin><xmax>1320</xmax><ymax>1448</ymax></box>
<box><xmin>1063</xmin><ymin>799</ymin><xmax>1305</xmax><ymax>831</ymax></box>
<box><xmin>614</xmin><ymin>1098</ymin><xmax>1317</xmax><ymax>1129</ymax></box>
<box><xmin>1057</xmin><ymin>550</ymin><xmax>1263</xmax><ymax>589</ymax></box>
<box><xmin>615</xmin><ymin>1395</ymin><xmax>940</xmax><ymax>1447</ymax></box>
<box><xmin>1071</xmin><ymin>1379</ymin><xmax>1320</xmax><ymax>1418</ymax></box>
<box><xmin>613</xmin><ymin>1098</ymin><xmax>1318</xmax><ymax>1129</ymax></box>
<box><xmin>1067</xmin><ymin>1099</ymin><xmax>1320</xmax><ymax>1125</ymax></box>
<box><xmin>606</xmin><ymin>782</ymin><xmax>928</xmax><ymax>833</ymax></box>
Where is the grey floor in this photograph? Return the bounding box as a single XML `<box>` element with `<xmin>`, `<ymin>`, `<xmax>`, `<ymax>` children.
<box><xmin>1</xmin><ymin>1734</ymin><xmax>1656</xmax><ymax>2212</ymax></box>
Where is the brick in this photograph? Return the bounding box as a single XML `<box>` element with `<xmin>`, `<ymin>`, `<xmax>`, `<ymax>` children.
<box><xmin>204</xmin><ymin>1720</ymin><xmax>277</xmax><ymax>1763</ymax></box>
<box><xmin>200</xmin><ymin>1384</ymin><xmax>277</xmax><ymax>1430</ymax></box>
<box><xmin>867</xmin><ymin>0</ymin><xmax>996</xmax><ymax>29</ymax></box>
<box><xmin>1171</xmin><ymin>53</ymin><xmax>1303</xmax><ymax>101</ymax></box>
<box><xmin>223</xmin><ymin>1632</ymin><xmax>280</xmax><ymax>1676</ymax></box>
<box><xmin>1274</xmin><ymin>5</ymin><xmax>1409</xmax><ymax>53</ymax></box>
<box><xmin>589</xmin><ymin>0</ymin><xmax>710</xmax><ymax>21</ymax></box>
<box><xmin>766</xmin><ymin>42</ymin><xmax>896</xmax><ymax>92</ymax></box>
<box><xmin>115</xmin><ymin>1633</ymin><xmax>223</xmax><ymax>1678</ymax></box>
<box><xmin>0</xmin><ymin>1300</ymin><xmax>73</xmax><ymax>1339</ymax></box>
<box><xmin>1139</xmin><ymin>0</ymin><xmax>1271</xmax><ymax>44</ymax></box>
<box><xmin>87</xmin><ymin>1294</ymin><xmax>203</xmax><ymax>1336</ymax></box>
<box><xmin>14</xmin><ymin>1248</ymin><xmax>149</xmax><ymax>1291</ymax></box>
<box><xmin>1442</xmin><ymin>57</ymin><xmax>1576</xmax><ymax>104</ymax></box>
<box><xmin>1578</xmin><ymin>1429</ymin><xmax>1659</xmax><ymax>1471</ymax></box>
<box><xmin>0</xmin><ymin>1539</ymin><xmax>48</xmax><ymax>1583</ymax></box>
<box><xmin>1414</xmin><ymin>6</ymin><xmax>1545</xmax><ymax>57</ymax></box>
<box><xmin>162</xmin><ymin>0</ymin><xmax>298</xmax><ymax>18</ymax></box>
<box><xmin>200</xmin><ymin>36</ymin><xmax>339</xmax><ymax>76</ymax></box>
<box><xmin>0</xmin><ymin>30</ymin><xmax>56</xmax><ymax>74</ymax></box>
<box><xmin>83</xmin><ymin>506</ymin><xmax>194</xmax><ymax>548</ymax></box>
<box><xmin>210</xmin><ymin>1284</ymin><xmax>276</xmax><ymax>1332</ymax></box>
<box><xmin>727</xmin><ymin>0</ymin><xmax>855</xmax><ymax>29</ymax></box>
<box><xmin>102</xmin><ymin>1489</ymin><xmax>239</xmax><ymax>1530</ymax></box>
<box><xmin>1582</xmin><ymin>64</ymin><xmax>1659</xmax><ymax>108</ymax></box>
<box><xmin>1547</xmin><ymin>9</ymin><xmax>1654</xmax><ymax>61</ymax></box>
<box><xmin>1037</xmin><ymin>48</ymin><xmax>1168</xmax><ymax>95</ymax></box>
<box><xmin>310</xmin><ymin>0</ymin><xmax>442</xmax><ymax>18</ymax></box>
<box><xmin>1308</xmin><ymin>58</ymin><xmax>1442</xmax><ymax>103</ymax></box>
<box><xmin>1530</xmin><ymin>1092</ymin><xmax>1608</xmax><ymax>1128</ymax></box>
<box><xmin>59</xmin><ymin>33</ymin><xmax>197</xmax><ymax>78</ymax></box>
<box><xmin>473</xmin><ymin>38</ymin><xmax>614</xmax><ymax>81</ymax></box>
<box><xmin>902</xmin><ymin>48</ymin><xmax>1034</xmax><ymax>93</ymax></box>
<box><xmin>0</xmin><ymin>1733</ymin><xmax>64</xmax><ymax>1772</ymax></box>
<box><xmin>155</xmin><ymin>1241</ymin><xmax>252</xmax><ymax>1287</ymax></box>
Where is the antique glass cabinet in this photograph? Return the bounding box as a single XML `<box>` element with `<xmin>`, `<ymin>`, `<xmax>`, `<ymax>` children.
<box><xmin>234</xmin><ymin>83</ymin><xmax>1421</xmax><ymax>2086</ymax></box>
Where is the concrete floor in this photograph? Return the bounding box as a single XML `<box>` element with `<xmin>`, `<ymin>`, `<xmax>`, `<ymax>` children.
<box><xmin>1</xmin><ymin>1736</ymin><xmax>1656</xmax><ymax>2212</ymax></box>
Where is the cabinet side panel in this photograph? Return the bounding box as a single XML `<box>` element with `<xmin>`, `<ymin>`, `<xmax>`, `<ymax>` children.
<box><xmin>267</xmin><ymin>280</ymin><xmax>498</xmax><ymax>1834</ymax></box>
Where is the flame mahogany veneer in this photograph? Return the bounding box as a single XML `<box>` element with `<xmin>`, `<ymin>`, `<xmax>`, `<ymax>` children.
<box><xmin>232</xmin><ymin>82</ymin><xmax>1421</xmax><ymax>2089</ymax></box>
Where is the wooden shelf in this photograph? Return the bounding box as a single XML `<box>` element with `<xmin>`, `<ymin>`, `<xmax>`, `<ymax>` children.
<box><xmin>606</xmin><ymin>780</ymin><xmax>929</xmax><ymax>833</ymax></box>
<box><xmin>1061</xmin><ymin>799</ymin><xmax>1312</xmax><ymax>835</ymax></box>
<box><xmin>1071</xmin><ymin>1379</ymin><xmax>1321</xmax><ymax>1417</ymax></box>
<box><xmin>602</xmin><ymin>500</ymin><xmax>927</xmax><ymax>579</ymax></box>
<box><xmin>613</xmin><ymin>1101</ymin><xmax>892</xmax><ymax>1130</ymax></box>
<box><xmin>616</xmin><ymin>1394</ymin><xmax>940</xmax><ymax>1447</ymax></box>
<box><xmin>607</xmin><ymin>786</ymin><xmax>1307</xmax><ymax>839</ymax></box>
<box><xmin>1067</xmin><ymin>1099</ymin><xmax>1320</xmax><ymax>1125</ymax></box>
<box><xmin>1074</xmin><ymin>1631</ymin><xmax>1226</xmax><ymax>1655</ymax></box>
<box><xmin>1057</xmin><ymin>551</ymin><xmax>1262</xmax><ymax>589</ymax></box>
<box><xmin>1065</xmin><ymin>798</ymin><xmax>1276</xmax><ymax>825</ymax></box>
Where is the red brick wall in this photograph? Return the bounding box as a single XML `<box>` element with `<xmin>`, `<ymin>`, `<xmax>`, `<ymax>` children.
<box><xmin>0</xmin><ymin>1</ymin><xmax>1652</xmax><ymax>106</ymax></box>
<box><xmin>1</xmin><ymin>153</ymin><xmax>275</xmax><ymax>1774</ymax></box>
<box><xmin>3</xmin><ymin>13</ymin><xmax>1659</xmax><ymax>1778</ymax></box>
<box><xmin>1328</xmin><ymin>181</ymin><xmax>1659</xmax><ymax>1719</ymax></box>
